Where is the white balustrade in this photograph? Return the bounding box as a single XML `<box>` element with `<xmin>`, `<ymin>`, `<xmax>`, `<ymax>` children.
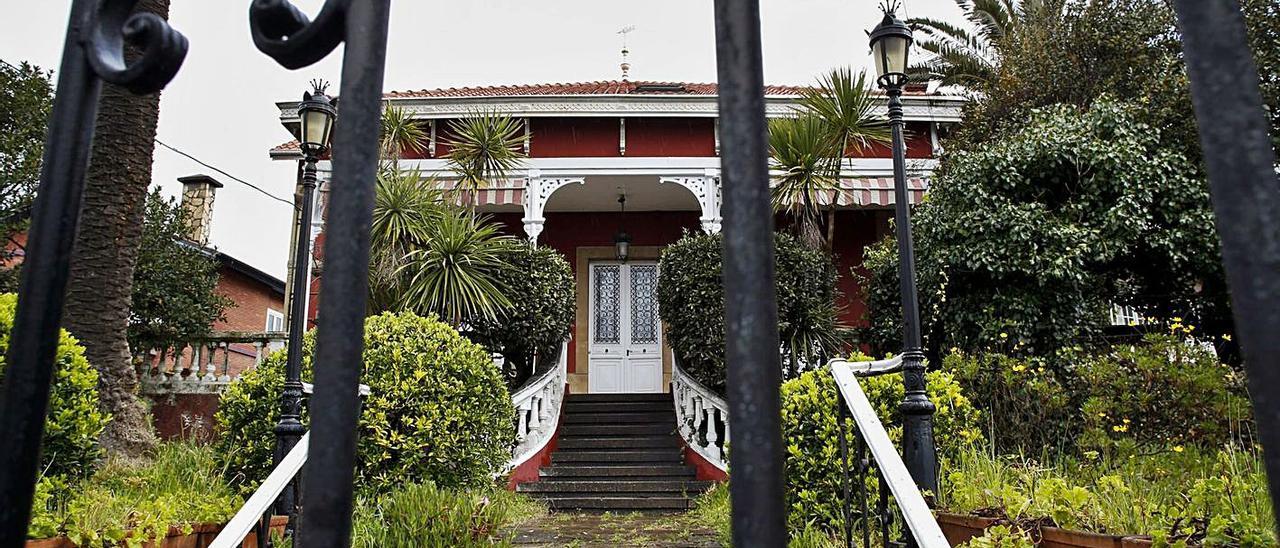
<box><xmin>671</xmin><ymin>359</ymin><xmax>730</xmax><ymax>472</ymax></box>
<box><xmin>137</xmin><ymin>331</ymin><xmax>288</xmax><ymax>396</ymax></box>
<box><xmin>504</xmin><ymin>339</ymin><xmax>570</xmax><ymax>472</ymax></box>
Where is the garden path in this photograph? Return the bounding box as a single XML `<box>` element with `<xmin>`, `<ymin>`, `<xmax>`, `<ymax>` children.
<box><xmin>509</xmin><ymin>511</ymin><xmax>721</xmax><ymax>547</ymax></box>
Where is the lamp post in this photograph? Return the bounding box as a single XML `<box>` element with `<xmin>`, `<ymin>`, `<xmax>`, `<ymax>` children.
<box><xmin>869</xmin><ymin>8</ymin><xmax>939</xmax><ymax>496</ymax></box>
<box><xmin>274</xmin><ymin>81</ymin><xmax>337</xmax><ymax>520</ymax></box>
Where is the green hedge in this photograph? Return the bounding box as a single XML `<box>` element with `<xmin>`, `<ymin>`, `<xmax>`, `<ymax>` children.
<box><xmin>466</xmin><ymin>244</ymin><xmax>574</xmax><ymax>385</ymax></box>
<box><xmin>0</xmin><ymin>293</ymin><xmax>109</xmax><ymax>481</ymax></box>
<box><xmin>216</xmin><ymin>311</ymin><xmax>515</xmax><ymax>492</ymax></box>
<box><xmin>657</xmin><ymin>231</ymin><xmax>841</xmax><ymax>392</ymax></box>
<box><xmin>780</xmin><ymin>360</ymin><xmax>982</xmax><ymax>534</ymax></box>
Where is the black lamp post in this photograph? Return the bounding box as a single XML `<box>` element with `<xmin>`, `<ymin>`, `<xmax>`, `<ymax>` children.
<box><xmin>869</xmin><ymin>8</ymin><xmax>939</xmax><ymax>496</ymax></box>
<box><xmin>274</xmin><ymin>80</ymin><xmax>337</xmax><ymax>520</ymax></box>
<box><xmin>614</xmin><ymin>194</ymin><xmax>631</xmax><ymax>262</ymax></box>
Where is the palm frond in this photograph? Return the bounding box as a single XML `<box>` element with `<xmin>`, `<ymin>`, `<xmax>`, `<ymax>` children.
<box><xmin>380</xmin><ymin>105</ymin><xmax>427</xmax><ymax>161</ymax></box>
<box><xmin>797</xmin><ymin>67</ymin><xmax>891</xmax><ymax>154</ymax></box>
<box><xmin>768</xmin><ymin>115</ymin><xmax>842</xmax><ymax>248</ymax></box>
<box><xmin>368</xmin><ymin>168</ymin><xmax>444</xmax><ymax>313</ymax></box>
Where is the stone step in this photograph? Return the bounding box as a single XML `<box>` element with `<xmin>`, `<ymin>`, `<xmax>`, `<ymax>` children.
<box><xmin>539</xmin><ymin>465</ymin><xmax>696</xmax><ymax>478</ymax></box>
<box><xmin>518</xmin><ymin>480</ymin><xmax>713</xmax><ymax>494</ymax></box>
<box><xmin>552</xmin><ymin>449</ymin><xmax>682</xmax><ymax>464</ymax></box>
<box><xmin>561</xmin><ymin>423</ymin><xmax>675</xmax><ymax>436</ymax></box>
<box><xmin>562</xmin><ymin>411</ymin><xmax>675</xmax><ymax>424</ymax></box>
<box><xmin>566</xmin><ymin>393</ymin><xmax>671</xmax><ymax>403</ymax></box>
<box><xmin>564</xmin><ymin>401</ymin><xmax>673</xmax><ymax>414</ymax></box>
<box><xmin>557</xmin><ymin>436</ymin><xmax>679</xmax><ymax>449</ymax></box>
<box><xmin>535</xmin><ymin>496</ymin><xmax>693</xmax><ymax>511</ymax></box>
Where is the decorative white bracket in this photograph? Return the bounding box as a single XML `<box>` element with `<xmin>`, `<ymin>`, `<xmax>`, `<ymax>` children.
<box><xmin>660</xmin><ymin>175</ymin><xmax>722</xmax><ymax>233</ymax></box>
<box><xmin>522</xmin><ymin>170</ymin><xmax>585</xmax><ymax>245</ymax></box>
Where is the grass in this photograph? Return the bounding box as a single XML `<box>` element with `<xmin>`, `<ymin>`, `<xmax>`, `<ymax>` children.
<box><xmin>940</xmin><ymin>444</ymin><xmax>1275</xmax><ymax>545</ymax></box>
<box><xmin>350</xmin><ymin>481</ymin><xmax>546</xmax><ymax>547</ymax></box>
<box><xmin>692</xmin><ymin>483</ymin><xmax>845</xmax><ymax>548</ymax></box>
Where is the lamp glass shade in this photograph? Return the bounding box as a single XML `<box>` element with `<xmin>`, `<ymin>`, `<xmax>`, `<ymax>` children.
<box><xmin>614</xmin><ymin>233</ymin><xmax>631</xmax><ymax>261</ymax></box>
<box><xmin>300</xmin><ymin>107</ymin><xmax>335</xmax><ymax>154</ymax></box>
<box><xmin>872</xmin><ymin>34</ymin><xmax>910</xmax><ymax>78</ymax></box>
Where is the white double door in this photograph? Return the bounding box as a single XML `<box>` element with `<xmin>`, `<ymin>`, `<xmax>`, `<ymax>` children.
<box><xmin>587</xmin><ymin>261</ymin><xmax>663</xmax><ymax>393</ymax></box>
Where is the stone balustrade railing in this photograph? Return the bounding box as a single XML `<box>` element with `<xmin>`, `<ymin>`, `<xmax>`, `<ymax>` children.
<box><xmin>505</xmin><ymin>339</ymin><xmax>569</xmax><ymax>472</ymax></box>
<box><xmin>137</xmin><ymin>331</ymin><xmax>287</xmax><ymax>394</ymax></box>
<box><xmin>672</xmin><ymin>359</ymin><xmax>729</xmax><ymax>472</ymax></box>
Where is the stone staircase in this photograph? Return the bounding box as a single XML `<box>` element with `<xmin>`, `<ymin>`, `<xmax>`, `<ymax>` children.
<box><xmin>517</xmin><ymin>393</ymin><xmax>713</xmax><ymax>511</ymax></box>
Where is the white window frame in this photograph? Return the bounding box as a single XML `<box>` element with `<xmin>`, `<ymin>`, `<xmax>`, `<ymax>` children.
<box><xmin>266</xmin><ymin>308</ymin><xmax>286</xmax><ymax>332</ymax></box>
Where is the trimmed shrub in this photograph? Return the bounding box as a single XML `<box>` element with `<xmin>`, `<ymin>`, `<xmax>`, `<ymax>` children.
<box><xmin>1077</xmin><ymin>326</ymin><xmax>1250</xmax><ymax>451</ymax></box>
<box><xmin>658</xmin><ymin>231</ymin><xmax>841</xmax><ymax>392</ymax></box>
<box><xmin>942</xmin><ymin>350</ymin><xmax>1078</xmax><ymax>455</ymax></box>
<box><xmin>780</xmin><ymin>362</ymin><xmax>982</xmax><ymax>533</ymax></box>
<box><xmin>466</xmin><ymin>244</ymin><xmax>574</xmax><ymax>385</ymax></box>
<box><xmin>0</xmin><ymin>293</ymin><xmax>109</xmax><ymax>481</ymax></box>
<box><xmin>216</xmin><ymin>311</ymin><xmax>515</xmax><ymax>493</ymax></box>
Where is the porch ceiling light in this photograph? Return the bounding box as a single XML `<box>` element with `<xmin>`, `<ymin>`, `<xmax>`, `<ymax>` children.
<box><xmin>868</xmin><ymin>8</ymin><xmax>913</xmax><ymax>88</ymax></box>
<box><xmin>298</xmin><ymin>80</ymin><xmax>338</xmax><ymax>157</ymax></box>
<box><xmin>615</xmin><ymin>194</ymin><xmax>631</xmax><ymax>262</ymax></box>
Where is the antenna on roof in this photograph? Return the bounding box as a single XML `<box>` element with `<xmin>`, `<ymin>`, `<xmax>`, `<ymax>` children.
<box><xmin>618</xmin><ymin>25</ymin><xmax>636</xmax><ymax>81</ymax></box>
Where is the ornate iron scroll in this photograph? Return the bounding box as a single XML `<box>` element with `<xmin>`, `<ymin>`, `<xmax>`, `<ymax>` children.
<box><xmin>0</xmin><ymin>0</ymin><xmax>187</xmax><ymax>543</ymax></box>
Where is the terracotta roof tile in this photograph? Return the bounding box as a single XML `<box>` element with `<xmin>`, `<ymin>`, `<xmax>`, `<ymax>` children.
<box><xmin>383</xmin><ymin>80</ymin><xmax>817</xmax><ymax>98</ymax></box>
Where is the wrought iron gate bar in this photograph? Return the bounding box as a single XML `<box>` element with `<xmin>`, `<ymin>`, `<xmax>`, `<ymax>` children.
<box><xmin>0</xmin><ymin>1</ymin><xmax>188</xmax><ymax>543</ymax></box>
<box><xmin>1169</xmin><ymin>0</ymin><xmax>1280</xmax><ymax>522</ymax></box>
<box><xmin>256</xmin><ymin>1</ymin><xmax>393</xmax><ymax>546</ymax></box>
<box><xmin>711</xmin><ymin>0</ymin><xmax>788</xmax><ymax>545</ymax></box>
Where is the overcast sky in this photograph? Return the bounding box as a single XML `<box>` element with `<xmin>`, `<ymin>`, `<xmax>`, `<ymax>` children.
<box><xmin>1</xmin><ymin>0</ymin><xmax>962</xmax><ymax>279</ymax></box>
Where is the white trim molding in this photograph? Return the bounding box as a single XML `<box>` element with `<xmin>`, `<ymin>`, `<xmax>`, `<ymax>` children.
<box><xmin>522</xmin><ymin>170</ymin><xmax>585</xmax><ymax>245</ymax></box>
<box><xmin>660</xmin><ymin>175</ymin><xmax>722</xmax><ymax>233</ymax></box>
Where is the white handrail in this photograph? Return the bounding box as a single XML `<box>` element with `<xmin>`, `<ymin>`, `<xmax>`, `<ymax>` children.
<box><xmin>505</xmin><ymin>339</ymin><xmax>569</xmax><ymax>471</ymax></box>
<box><xmin>671</xmin><ymin>359</ymin><xmax>729</xmax><ymax>472</ymax></box>
<box><xmin>829</xmin><ymin>358</ymin><xmax>949</xmax><ymax>548</ymax></box>
<box><xmin>209</xmin><ymin>432</ymin><xmax>309</xmax><ymax>548</ymax></box>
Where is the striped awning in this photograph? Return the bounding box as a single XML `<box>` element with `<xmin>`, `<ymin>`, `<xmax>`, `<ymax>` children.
<box><xmin>434</xmin><ymin>179</ymin><xmax>527</xmax><ymax>206</ymax></box>
<box><xmin>797</xmin><ymin>177</ymin><xmax>929</xmax><ymax>207</ymax></box>
<box><xmin>429</xmin><ymin>176</ymin><xmax>927</xmax><ymax>208</ymax></box>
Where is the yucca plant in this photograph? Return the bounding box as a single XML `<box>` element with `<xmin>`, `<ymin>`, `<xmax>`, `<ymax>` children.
<box><xmin>444</xmin><ymin>111</ymin><xmax>526</xmax><ymax>201</ymax></box>
<box><xmin>770</xmin><ymin>68</ymin><xmax>889</xmax><ymax>249</ymax></box>
<box><xmin>397</xmin><ymin>210</ymin><xmax>516</xmax><ymax>325</ymax></box>
<box><xmin>368</xmin><ymin>168</ymin><xmax>443</xmax><ymax>313</ymax></box>
<box><xmin>379</xmin><ymin>105</ymin><xmax>427</xmax><ymax>172</ymax></box>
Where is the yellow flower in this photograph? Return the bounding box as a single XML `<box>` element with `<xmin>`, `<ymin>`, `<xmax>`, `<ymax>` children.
<box><xmin>1173</xmin><ymin>445</ymin><xmax>1184</xmax><ymax>453</ymax></box>
<box><xmin>1172</xmin><ymin>317</ymin><xmax>1183</xmax><ymax>323</ymax></box>
<box><xmin>1123</xmin><ymin>418</ymin><xmax>1131</xmax><ymax>424</ymax></box>
<box><xmin>1012</xmin><ymin>364</ymin><xmax>1027</xmax><ymax>373</ymax></box>
<box><xmin>1112</xmin><ymin>424</ymin><xmax>1129</xmax><ymax>433</ymax></box>
<box><xmin>1222</xmin><ymin>334</ymin><xmax>1232</xmax><ymax>342</ymax></box>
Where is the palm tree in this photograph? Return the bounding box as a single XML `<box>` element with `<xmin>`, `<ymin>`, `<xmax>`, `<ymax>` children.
<box><xmin>907</xmin><ymin>0</ymin><xmax>1064</xmax><ymax>88</ymax></box>
<box><xmin>769</xmin><ymin>68</ymin><xmax>889</xmax><ymax>249</ymax></box>
<box><xmin>397</xmin><ymin>210</ymin><xmax>515</xmax><ymax>326</ymax></box>
<box><xmin>61</xmin><ymin>0</ymin><xmax>171</xmax><ymax>456</ymax></box>
<box><xmin>444</xmin><ymin>111</ymin><xmax>526</xmax><ymax>201</ymax></box>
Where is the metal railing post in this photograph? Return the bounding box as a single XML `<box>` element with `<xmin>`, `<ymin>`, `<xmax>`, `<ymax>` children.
<box><xmin>711</xmin><ymin>0</ymin><xmax>787</xmax><ymax>545</ymax></box>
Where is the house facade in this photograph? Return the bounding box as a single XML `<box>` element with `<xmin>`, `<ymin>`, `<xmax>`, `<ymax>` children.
<box><xmin>271</xmin><ymin>80</ymin><xmax>963</xmax><ymax>396</ymax></box>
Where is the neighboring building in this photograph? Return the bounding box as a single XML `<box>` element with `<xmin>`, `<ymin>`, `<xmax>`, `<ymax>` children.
<box><xmin>271</xmin><ymin>80</ymin><xmax>963</xmax><ymax>396</ymax></box>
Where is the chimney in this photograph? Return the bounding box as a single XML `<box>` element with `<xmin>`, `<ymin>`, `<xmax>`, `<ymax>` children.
<box><xmin>177</xmin><ymin>174</ymin><xmax>223</xmax><ymax>243</ymax></box>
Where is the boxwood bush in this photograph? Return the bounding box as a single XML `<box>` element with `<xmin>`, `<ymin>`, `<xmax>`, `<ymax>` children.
<box><xmin>215</xmin><ymin>311</ymin><xmax>515</xmax><ymax>492</ymax></box>
<box><xmin>466</xmin><ymin>244</ymin><xmax>574</xmax><ymax>386</ymax></box>
<box><xmin>0</xmin><ymin>293</ymin><xmax>109</xmax><ymax>481</ymax></box>
<box><xmin>780</xmin><ymin>357</ymin><xmax>982</xmax><ymax>534</ymax></box>
<box><xmin>657</xmin><ymin>231</ymin><xmax>841</xmax><ymax>392</ymax></box>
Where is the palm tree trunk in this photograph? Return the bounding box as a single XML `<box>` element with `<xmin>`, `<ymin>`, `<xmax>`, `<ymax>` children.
<box><xmin>63</xmin><ymin>0</ymin><xmax>171</xmax><ymax>456</ymax></box>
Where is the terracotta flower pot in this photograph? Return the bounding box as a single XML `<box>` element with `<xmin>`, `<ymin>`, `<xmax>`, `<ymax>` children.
<box><xmin>1040</xmin><ymin>527</ymin><xmax>1153</xmax><ymax>548</ymax></box>
<box><xmin>936</xmin><ymin>512</ymin><xmax>1003</xmax><ymax>546</ymax></box>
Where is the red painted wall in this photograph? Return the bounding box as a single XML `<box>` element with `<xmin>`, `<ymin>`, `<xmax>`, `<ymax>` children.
<box><xmin>530</xmin><ymin>118</ymin><xmax>620</xmax><ymax>157</ymax></box>
<box><xmin>625</xmin><ymin>118</ymin><xmax>717</xmax><ymax>157</ymax></box>
<box><xmin>829</xmin><ymin>210</ymin><xmax>893</xmax><ymax>328</ymax></box>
